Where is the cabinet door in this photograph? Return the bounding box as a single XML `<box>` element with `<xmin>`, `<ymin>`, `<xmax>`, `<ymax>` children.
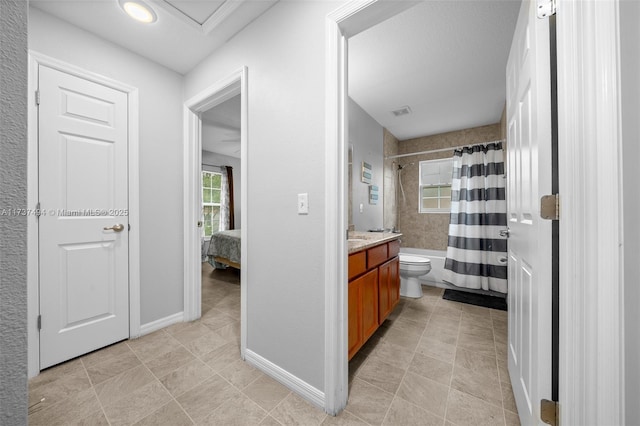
<box><xmin>378</xmin><ymin>257</ymin><xmax>400</xmax><ymax>323</ymax></box>
<box><xmin>348</xmin><ymin>278</ymin><xmax>362</xmax><ymax>360</ymax></box>
<box><xmin>388</xmin><ymin>256</ymin><xmax>400</xmax><ymax>310</ymax></box>
<box><xmin>361</xmin><ymin>269</ymin><xmax>379</xmax><ymax>342</ymax></box>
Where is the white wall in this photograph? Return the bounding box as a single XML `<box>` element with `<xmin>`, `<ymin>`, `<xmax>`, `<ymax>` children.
<box><xmin>29</xmin><ymin>8</ymin><xmax>185</xmax><ymax>325</ymax></box>
<box><xmin>185</xmin><ymin>1</ymin><xmax>342</xmax><ymax>392</ymax></box>
<box><xmin>0</xmin><ymin>0</ymin><xmax>29</xmax><ymax>422</ymax></box>
<box><xmin>201</xmin><ymin>150</ymin><xmax>241</xmax><ymax>227</ymax></box>
<box><xmin>620</xmin><ymin>1</ymin><xmax>640</xmax><ymax>423</ymax></box>
<box><xmin>349</xmin><ymin>98</ymin><xmax>384</xmax><ymax>231</ymax></box>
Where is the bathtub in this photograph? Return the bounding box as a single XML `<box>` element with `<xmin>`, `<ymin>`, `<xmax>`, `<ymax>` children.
<box><xmin>399</xmin><ymin>247</ymin><xmax>505</xmax><ymax>296</ymax></box>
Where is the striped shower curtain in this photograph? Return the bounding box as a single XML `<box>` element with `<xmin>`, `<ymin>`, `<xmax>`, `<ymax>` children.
<box><xmin>442</xmin><ymin>142</ymin><xmax>508</xmax><ymax>293</ymax></box>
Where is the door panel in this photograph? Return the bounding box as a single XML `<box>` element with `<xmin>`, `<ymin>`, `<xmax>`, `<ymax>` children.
<box><xmin>348</xmin><ymin>278</ymin><xmax>362</xmax><ymax>360</ymax></box>
<box><xmin>361</xmin><ymin>269</ymin><xmax>378</xmax><ymax>342</ymax></box>
<box><xmin>378</xmin><ymin>257</ymin><xmax>399</xmax><ymax>323</ymax></box>
<box><xmin>39</xmin><ymin>65</ymin><xmax>129</xmax><ymax>369</ymax></box>
<box><xmin>506</xmin><ymin>0</ymin><xmax>553</xmax><ymax>424</ymax></box>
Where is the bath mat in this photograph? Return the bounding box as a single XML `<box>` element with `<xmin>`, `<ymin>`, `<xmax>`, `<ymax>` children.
<box><xmin>442</xmin><ymin>289</ymin><xmax>507</xmax><ymax>311</ymax></box>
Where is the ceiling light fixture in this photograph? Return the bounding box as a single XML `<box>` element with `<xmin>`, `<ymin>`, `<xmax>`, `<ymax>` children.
<box><xmin>118</xmin><ymin>0</ymin><xmax>157</xmax><ymax>24</ymax></box>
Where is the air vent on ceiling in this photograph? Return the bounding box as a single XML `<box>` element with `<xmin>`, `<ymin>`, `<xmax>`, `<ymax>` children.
<box><xmin>391</xmin><ymin>106</ymin><xmax>412</xmax><ymax>117</ymax></box>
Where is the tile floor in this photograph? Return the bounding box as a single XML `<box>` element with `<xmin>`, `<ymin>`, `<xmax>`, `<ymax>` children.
<box><xmin>28</xmin><ymin>264</ymin><xmax>519</xmax><ymax>425</ymax></box>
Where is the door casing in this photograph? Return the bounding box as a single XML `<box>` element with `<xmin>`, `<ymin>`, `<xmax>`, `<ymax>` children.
<box><xmin>182</xmin><ymin>67</ymin><xmax>248</xmax><ymax>358</ymax></box>
<box><xmin>27</xmin><ymin>51</ymin><xmax>141</xmax><ymax>378</ymax></box>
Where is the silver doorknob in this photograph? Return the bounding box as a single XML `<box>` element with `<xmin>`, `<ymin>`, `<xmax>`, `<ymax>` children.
<box><xmin>499</xmin><ymin>229</ymin><xmax>510</xmax><ymax>238</ymax></box>
<box><xmin>104</xmin><ymin>224</ymin><xmax>124</xmax><ymax>232</ymax></box>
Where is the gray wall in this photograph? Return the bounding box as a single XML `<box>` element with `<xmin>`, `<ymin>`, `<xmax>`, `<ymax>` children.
<box><xmin>184</xmin><ymin>1</ymin><xmax>342</xmax><ymax>391</ymax></box>
<box><xmin>0</xmin><ymin>0</ymin><xmax>28</xmax><ymax>423</ymax></box>
<box><xmin>620</xmin><ymin>1</ymin><xmax>640</xmax><ymax>423</ymax></box>
<box><xmin>349</xmin><ymin>98</ymin><xmax>384</xmax><ymax>231</ymax></box>
<box><xmin>201</xmin><ymin>150</ymin><xmax>242</xmax><ymax>227</ymax></box>
<box><xmin>29</xmin><ymin>8</ymin><xmax>185</xmax><ymax>326</ymax></box>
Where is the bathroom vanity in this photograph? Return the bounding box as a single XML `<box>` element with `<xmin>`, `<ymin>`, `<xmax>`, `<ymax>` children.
<box><xmin>347</xmin><ymin>232</ymin><xmax>401</xmax><ymax>360</ymax></box>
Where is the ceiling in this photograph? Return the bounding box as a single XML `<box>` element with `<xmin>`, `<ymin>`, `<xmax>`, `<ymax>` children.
<box><xmin>202</xmin><ymin>94</ymin><xmax>241</xmax><ymax>158</ymax></box>
<box><xmin>30</xmin><ymin>0</ymin><xmax>521</xmax><ymax>150</ymax></box>
<box><xmin>349</xmin><ymin>0</ymin><xmax>521</xmax><ymax>140</ymax></box>
<box><xmin>30</xmin><ymin>0</ymin><xmax>279</xmax><ymax>75</ymax></box>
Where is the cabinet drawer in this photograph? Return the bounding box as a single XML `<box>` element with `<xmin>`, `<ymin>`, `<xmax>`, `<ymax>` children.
<box><xmin>367</xmin><ymin>243</ymin><xmax>388</xmax><ymax>269</ymax></box>
<box><xmin>348</xmin><ymin>251</ymin><xmax>367</xmax><ymax>280</ymax></box>
<box><xmin>388</xmin><ymin>240</ymin><xmax>400</xmax><ymax>258</ymax></box>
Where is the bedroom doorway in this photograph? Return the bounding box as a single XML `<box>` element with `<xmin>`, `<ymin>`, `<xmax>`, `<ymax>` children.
<box><xmin>184</xmin><ymin>67</ymin><xmax>248</xmax><ymax>358</ymax></box>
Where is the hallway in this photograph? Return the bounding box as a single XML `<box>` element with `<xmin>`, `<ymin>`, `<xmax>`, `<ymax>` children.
<box><xmin>28</xmin><ymin>265</ymin><xmax>518</xmax><ymax>425</ymax></box>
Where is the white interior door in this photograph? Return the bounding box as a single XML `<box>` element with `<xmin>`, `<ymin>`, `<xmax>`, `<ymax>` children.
<box><xmin>38</xmin><ymin>65</ymin><xmax>129</xmax><ymax>369</ymax></box>
<box><xmin>506</xmin><ymin>0</ymin><xmax>553</xmax><ymax>424</ymax></box>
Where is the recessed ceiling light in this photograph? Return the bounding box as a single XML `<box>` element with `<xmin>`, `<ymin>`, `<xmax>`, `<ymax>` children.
<box><xmin>118</xmin><ymin>0</ymin><xmax>157</xmax><ymax>24</ymax></box>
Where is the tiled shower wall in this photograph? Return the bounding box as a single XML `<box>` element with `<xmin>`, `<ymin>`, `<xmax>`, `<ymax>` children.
<box><xmin>384</xmin><ymin>122</ymin><xmax>503</xmax><ymax>251</ymax></box>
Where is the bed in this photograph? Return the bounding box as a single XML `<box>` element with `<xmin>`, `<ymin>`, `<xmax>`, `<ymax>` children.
<box><xmin>207</xmin><ymin>229</ymin><xmax>241</xmax><ymax>269</ymax></box>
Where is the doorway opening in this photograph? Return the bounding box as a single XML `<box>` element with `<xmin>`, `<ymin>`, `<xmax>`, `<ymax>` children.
<box><xmin>183</xmin><ymin>67</ymin><xmax>248</xmax><ymax>358</ymax></box>
<box><xmin>324</xmin><ymin>0</ymin><xmax>539</xmax><ymax>419</ymax></box>
<box><xmin>200</xmin><ymin>93</ymin><xmax>242</xmax><ymax>350</ymax></box>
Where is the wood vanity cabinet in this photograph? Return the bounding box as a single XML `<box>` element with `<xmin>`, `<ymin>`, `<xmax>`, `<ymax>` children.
<box><xmin>378</xmin><ymin>257</ymin><xmax>400</xmax><ymax>322</ymax></box>
<box><xmin>348</xmin><ymin>269</ymin><xmax>378</xmax><ymax>358</ymax></box>
<box><xmin>348</xmin><ymin>239</ymin><xmax>400</xmax><ymax>360</ymax></box>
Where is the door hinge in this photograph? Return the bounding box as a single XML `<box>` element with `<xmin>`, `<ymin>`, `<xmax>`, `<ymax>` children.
<box><xmin>35</xmin><ymin>90</ymin><xmax>40</xmax><ymax>106</ymax></box>
<box><xmin>540</xmin><ymin>194</ymin><xmax>559</xmax><ymax>220</ymax></box>
<box><xmin>37</xmin><ymin>315</ymin><xmax>42</xmax><ymax>331</ymax></box>
<box><xmin>128</xmin><ymin>223</ymin><xmax>131</xmax><ymax>231</ymax></box>
<box><xmin>537</xmin><ymin>0</ymin><xmax>557</xmax><ymax>18</ymax></box>
<box><xmin>35</xmin><ymin>201</ymin><xmax>41</xmax><ymax>219</ymax></box>
<box><xmin>541</xmin><ymin>399</ymin><xmax>558</xmax><ymax>426</ymax></box>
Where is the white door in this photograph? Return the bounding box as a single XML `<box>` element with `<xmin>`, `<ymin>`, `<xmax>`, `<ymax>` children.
<box><xmin>506</xmin><ymin>0</ymin><xmax>553</xmax><ymax>424</ymax></box>
<box><xmin>38</xmin><ymin>65</ymin><xmax>129</xmax><ymax>369</ymax></box>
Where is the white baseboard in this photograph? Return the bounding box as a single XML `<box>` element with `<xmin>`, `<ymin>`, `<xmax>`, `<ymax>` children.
<box><xmin>244</xmin><ymin>349</ymin><xmax>325</xmax><ymax>411</ymax></box>
<box><xmin>138</xmin><ymin>312</ymin><xmax>184</xmax><ymax>337</ymax></box>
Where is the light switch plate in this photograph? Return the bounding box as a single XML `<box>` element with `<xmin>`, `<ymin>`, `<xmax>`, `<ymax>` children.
<box><xmin>298</xmin><ymin>193</ymin><xmax>309</xmax><ymax>214</ymax></box>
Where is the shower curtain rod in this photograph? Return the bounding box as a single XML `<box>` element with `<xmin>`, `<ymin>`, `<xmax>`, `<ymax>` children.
<box><xmin>384</xmin><ymin>139</ymin><xmax>506</xmax><ymax>160</ymax></box>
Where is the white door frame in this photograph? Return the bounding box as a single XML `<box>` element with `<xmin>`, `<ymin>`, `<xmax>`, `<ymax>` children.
<box><xmin>326</xmin><ymin>0</ymin><xmax>626</xmax><ymax>420</ymax></box>
<box><xmin>324</xmin><ymin>0</ymin><xmax>421</xmax><ymax>414</ymax></box>
<box><xmin>556</xmin><ymin>0</ymin><xmax>625</xmax><ymax>423</ymax></box>
<box><xmin>27</xmin><ymin>51</ymin><xmax>140</xmax><ymax>378</ymax></box>
<box><xmin>183</xmin><ymin>67</ymin><xmax>248</xmax><ymax>358</ymax></box>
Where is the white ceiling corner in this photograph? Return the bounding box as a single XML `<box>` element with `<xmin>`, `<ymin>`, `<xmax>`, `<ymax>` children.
<box><xmin>30</xmin><ymin>0</ymin><xmax>278</xmax><ymax>74</ymax></box>
<box><xmin>348</xmin><ymin>0</ymin><xmax>521</xmax><ymax>141</ymax></box>
<box><xmin>153</xmin><ymin>0</ymin><xmax>245</xmax><ymax>35</ymax></box>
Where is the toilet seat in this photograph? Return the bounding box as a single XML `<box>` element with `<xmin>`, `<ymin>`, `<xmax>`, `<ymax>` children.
<box><xmin>399</xmin><ymin>254</ymin><xmax>431</xmax><ymax>265</ymax></box>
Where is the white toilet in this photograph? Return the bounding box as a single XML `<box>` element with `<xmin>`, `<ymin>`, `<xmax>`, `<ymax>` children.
<box><xmin>399</xmin><ymin>254</ymin><xmax>432</xmax><ymax>298</ymax></box>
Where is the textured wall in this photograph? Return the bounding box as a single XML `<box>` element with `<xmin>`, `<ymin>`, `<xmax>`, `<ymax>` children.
<box><xmin>395</xmin><ymin>123</ymin><xmax>502</xmax><ymax>250</ymax></box>
<box><xmin>620</xmin><ymin>1</ymin><xmax>640</xmax><ymax>423</ymax></box>
<box><xmin>0</xmin><ymin>0</ymin><xmax>29</xmax><ymax>423</ymax></box>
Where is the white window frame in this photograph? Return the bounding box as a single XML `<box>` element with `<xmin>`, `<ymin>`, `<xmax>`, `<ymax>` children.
<box><xmin>202</xmin><ymin>170</ymin><xmax>222</xmax><ymax>238</ymax></box>
<box><xmin>418</xmin><ymin>158</ymin><xmax>453</xmax><ymax>214</ymax></box>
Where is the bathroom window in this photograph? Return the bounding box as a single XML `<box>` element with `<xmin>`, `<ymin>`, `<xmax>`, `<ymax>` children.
<box><xmin>202</xmin><ymin>171</ymin><xmax>222</xmax><ymax>237</ymax></box>
<box><xmin>419</xmin><ymin>158</ymin><xmax>453</xmax><ymax>213</ymax></box>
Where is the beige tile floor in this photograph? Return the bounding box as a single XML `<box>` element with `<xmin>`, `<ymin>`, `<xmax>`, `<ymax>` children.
<box><xmin>28</xmin><ymin>264</ymin><xmax>520</xmax><ymax>425</ymax></box>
